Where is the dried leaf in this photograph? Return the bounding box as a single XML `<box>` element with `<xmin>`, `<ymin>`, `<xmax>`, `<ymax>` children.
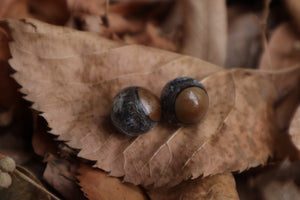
<box><xmin>67</xmin><ymin>12</ymin><xmax>143</xmax><ymax>39</ymax></box>
<box><xmin>226</xmin><ymin>10</ymin><xmax>262</xmax><ymax>68</ymax></box>
<box><xmin>259</xmin><ymin>23</ymin><xmax>300</xmax><ymax>131</ymax></box>
<box><xmin>0</xmin><ymin>0</ymin><xmax>32</xmax><ymax>19</ymax></box>
<box><xmin>289</xmin><ymin>106</ymin><xmax>300</xmax><ymax>150</ymax></box>
<box><xmin>0</xmin><ymin>0</ymin><xmax>16</xmax><ymax>17</ymax></box>
<box><xmin>3</xmin><ymin>18</ymin><xmax>300</xmax><ymax>188</ymax></box>
<box><xmin>27</xmin><ymin>0</ymin><xmax>69</xmax><ymax>25</ymax></box>
<box><xmin>77</xmin><ymin>164</ymin><xmax>146</xmax><ymax>200</ymax></box>
<box><xmin>182</xmin><ymin>0</ymin><xmax>227</xmax><ymax>66</ymax></box>
<box><xmin>259</xmin><ymin>23</ymin><xmax>300</xmax><ymax>70</ymax></box>
<box><xmin>262</xmin><ymin>180</ymin><xmax>300</xmax><ymax>200</ymax></box>
<box><xmin>124</xmin><ymin>23</ymin><xmax>177</xmax><ymax>51</ymax></box>
<box><xmin>259</xmin><ymin>23</ymin><xmax>300</xmax><ymax>157</ymax></box>
<box><xmin>159</xmin><ymin>0</ymin><xmax>183</xmax><ymax>34</ymax></box>
<box><xmin>237</xmin><ymin>160</ymin><xmax>300</xmax><ymax>200</ymax></box>
<box><xmin>107</xmin><ymin>12</ymin><xmax>143</xmax><ymax>35</ymax></box>
<box><xmin>43</xmin><ymin>154</ymin><xmax>85</xmax><ymax>200</ymax></box>
<box><xmin>147</xmin><ymin>173</ymin><xmax>239</xmax><ymax>200</ymax></box>
<box><xmin>67</xmin><ymin>0</ymin><xmax>105</xmax><ymax>16</ymax></box>
<box><xmin>285</xmin><ymin>0</ymin><xmax>300</xmax><ymax>33</ymax></box>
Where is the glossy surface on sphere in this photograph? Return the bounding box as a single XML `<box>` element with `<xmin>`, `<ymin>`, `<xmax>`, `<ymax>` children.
<box><xmin>175</xmin><ymin>87</ymin><xmax>209</xmax><ymax>124</ymax></box>
<box><xmin>161</xmin><ymin>77</ymin><xmax>209</xmax><ymax>124</ymax></box>
<box><xmin>138</xmin><ymin>88</ymin><xmax>161</xmax><ymax>121</ymax></box>
<box><xmin>111</xmin><ymin>87</ymin><xmax>161</xmax><ymax>136</ymax></box>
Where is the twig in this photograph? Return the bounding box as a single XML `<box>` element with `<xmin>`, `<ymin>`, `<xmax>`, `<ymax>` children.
<box><xmin>14</xmin><ymin>167</ymin><xmax>61</xmax><ymax>200</ymax></box>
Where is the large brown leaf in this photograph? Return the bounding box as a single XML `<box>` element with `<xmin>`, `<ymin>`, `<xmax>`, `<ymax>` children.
<box><xmin>3</xmin><ymin>18</ymin><xmax>300</xmax><ymax>187</ymax></box>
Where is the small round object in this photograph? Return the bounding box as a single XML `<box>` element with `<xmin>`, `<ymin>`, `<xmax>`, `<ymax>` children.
<box><xmin>0</xmin><ymin>172</ymin><xmax>12</xmax><ymax>189</ymax></box>
<box><xmin>161</xmin><ymin>77</ymin><xmax>209</xmax><ymax>124</ymax></box>
<box><xmin>0</xmin><ymin>156</ymin><xmax>16</xmax><ymax>172</ymax></box>
<box><xmin>111</xmin><ymin>87</ymin><xmax>161</xmax><ymax>136</ymax></box>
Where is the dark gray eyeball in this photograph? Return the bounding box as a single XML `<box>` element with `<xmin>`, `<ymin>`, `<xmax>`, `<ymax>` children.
<box><xmin>111</xmin><ymin>87</ymin><xmax>161</xmax><ymax>136</ymax></box>
<box><xmin>161</xmin><ymin>77</ymin><xmax>209</xmax><ymax>125</ymax></box>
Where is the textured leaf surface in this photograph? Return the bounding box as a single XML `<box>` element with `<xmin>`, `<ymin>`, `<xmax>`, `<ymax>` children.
<box><xmin>3</xmin><ymin>19</ymin><xmax>300</xmax><ymax>187</ymax></box>
<box><xmin>147</xmin><ymin>173</ymin><xmax>239</xmax><ymax>200</ymax></box>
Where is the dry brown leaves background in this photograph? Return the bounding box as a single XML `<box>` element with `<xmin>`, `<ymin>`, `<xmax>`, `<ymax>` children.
<box><xmin>0</xmin><ymin>0</ymin><xmax>300</xmax><ymax>200</ymax></box>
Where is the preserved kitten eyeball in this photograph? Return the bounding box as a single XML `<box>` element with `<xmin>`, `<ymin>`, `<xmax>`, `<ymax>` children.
<box><xmin>161</xmin><ymin>77</ymin><xmax>209</xmax><ymax>125</ymax></box>
<box><xmin>111</xmin><ymin>87</ymin><xmax>161</xmax><ymax>136</ymax></box>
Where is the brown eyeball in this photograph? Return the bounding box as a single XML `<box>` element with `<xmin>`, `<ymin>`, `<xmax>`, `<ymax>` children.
<box><xmin>161</xmin><ymin>77</ymin><xmax>209</xmax><ymax>125</ymax></box>
<box><xmin>111</xmin><ymin>87</ymin><xmax>161</xmax><ymax>136</ymax></box>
